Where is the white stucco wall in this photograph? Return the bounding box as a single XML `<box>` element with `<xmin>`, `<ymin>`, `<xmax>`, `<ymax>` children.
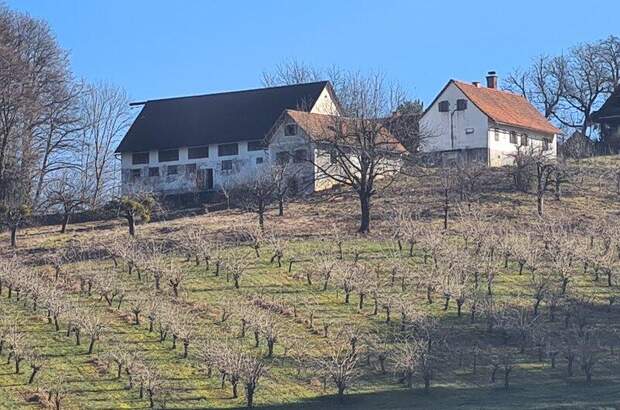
<box><xmin>120</xmin><ymin>141</ymin><xmax>269</xmax><ymax>194</ymax></box>
<box><xmin>487</xmin><ymin>124</ymin><xmax>557</xmax><ymax>166</ymax></box>
<box><xmin>420</xmin><ymin>82</ymin><xmax>489</xmax><ymax>152</ymax></box>
<box><xmin>310</xmin><ymin>87</ymin><xmax>340</xmax><ymax>115</ymax></box>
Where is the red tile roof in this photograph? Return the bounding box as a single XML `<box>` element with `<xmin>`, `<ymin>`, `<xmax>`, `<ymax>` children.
<box><xmin>283</xmin><ymin>110</ymin><xmax>407</xmax><ymax>153</ymax></box>
<box><xmin>453</xmin><ymin>81</ymin><xmax>561</xmax><ymax>135</ymax></box>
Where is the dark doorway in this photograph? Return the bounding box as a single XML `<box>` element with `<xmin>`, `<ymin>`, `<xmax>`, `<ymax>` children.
<box><xmin>197</xmin><ymin>168</ymin><xmax>214</xmax><ymax>191</ymax></box>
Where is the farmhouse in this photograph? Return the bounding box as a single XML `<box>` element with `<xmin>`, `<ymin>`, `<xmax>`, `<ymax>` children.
<box><xmin>420</xmin><ymin>71</ymin><xmax>561</xmax><ymax>166</ymax></box>
<box><xmin>115</xmin><ymin>81</ymin><xmax>342</xmax><ymax>195</ymax></box>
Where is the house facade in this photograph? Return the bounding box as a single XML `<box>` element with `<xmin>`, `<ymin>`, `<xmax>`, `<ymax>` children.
<box><xmin>116</xmin><ymin>82</ymin><xmax>341</xmax><ymax>195</ymax></box>
<box><xmin>420</xmin><ymin>72</ymin><xmax>560</xmax><ymax>166</ymax></box>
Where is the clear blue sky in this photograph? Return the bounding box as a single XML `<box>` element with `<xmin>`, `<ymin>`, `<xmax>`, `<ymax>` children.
<box><xmin>7</xmin><ymin>0</ymin><xmax>620</xmax><ymax>105</ymax></box>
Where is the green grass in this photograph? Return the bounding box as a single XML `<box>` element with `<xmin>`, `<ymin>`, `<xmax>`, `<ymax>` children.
<box><xmin>1</xmin><ymin>156</ymin><xmax>620</xmax><ymax>409</ymax></box>
<box><xmin>0</xmin><ymin>234</ymin><xmax>618</xmax><ymax>409</ymax></box>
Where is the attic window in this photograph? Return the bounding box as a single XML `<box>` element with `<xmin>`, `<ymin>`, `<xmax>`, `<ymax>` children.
<box><xmin>218</xmin><ymin>143</ymin><xmax>238</xmax><ymax>157</ymax></box>
<box><xmin>285</xmin><ymin>124</ymin><xmax>298</xmax><ymax>136</ymax></box>
<box><xmin>456</xmin><ymin>99</ymin><xmax>468</xmax><ymax>111</ymax></box>
<box><xmin>132</xmin><ymin>152</ymin><xmax>149</xmax><ymax>165</ymax></box>
<box><xmin>158</xmin><ymin>149</ymin><xmax>179</xmax><ymax>162</ymax></box>
<box><xmin>188</xmin><ymin>146</ymin><xmax>209</xmax><ymax>159</ymax></box>
<box><xmin>248</xmin><ymin>140</ymin><xmax>267</xmax><ymax>151</ymax></box>
<box><xmin>438</xmin><ymin>101</ymin><xmax>450</xmax><ymax>112</ymax></box>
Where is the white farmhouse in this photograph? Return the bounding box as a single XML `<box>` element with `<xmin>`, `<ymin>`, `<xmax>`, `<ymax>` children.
<box><xmin>115</xmin><ymin>82</ymin><xmax>342</xmax><ymax>196</ymax></box>
<box><xmin>420</xmin><ymin>72</ymin><xmax>560</xmax><ymax>166</ymax></box>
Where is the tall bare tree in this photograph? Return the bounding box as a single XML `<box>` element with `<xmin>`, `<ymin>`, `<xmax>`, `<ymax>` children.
<box><xmin>78</xmin><ymin>82</ymin><xmax>131</xmax><ymax>206</ymax></box>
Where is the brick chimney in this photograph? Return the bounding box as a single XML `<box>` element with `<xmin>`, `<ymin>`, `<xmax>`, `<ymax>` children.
<box><xmin>486</xmin><ymin>71</ymin><xmax>498</xmax><ymax>89</ymax></box>
<box><xmin>472</xmin><ymin>81</ymin><xmax>481</xmax><ymax>88</ymax></box>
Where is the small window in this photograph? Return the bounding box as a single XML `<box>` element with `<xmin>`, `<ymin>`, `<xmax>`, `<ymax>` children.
<box><xmin>221</xmin><ymin>160</ymin><xmax>233</xmax><ymax>171</ymax></box>
<box><xmin>521</xmin><ymin>134</ymin><xmax>529</xmax><ymax>146</ymax></box>
<box><xmin>330</xmin><ymin>152</ymin><xmax>338</xmax><ymax>164</ymax></box>
<box><xmin>543</xmin><ymin>139</ymin><xmax>550</xmax><ymax>151</ymax></box>
<box><xmin>132</xmin><ymin>152</ymin><xmax>149</xmax><ymax>165</ymax></box>
<box><xmin>276</xmin><ymin>151</ymin><xmax>289</xmax><ymax>165</ymax></box>
<box><xmin>284</xmin><ymin>124</ymin><xmax>297</xmax><ymax>136</ymax></box>
<box><xmin>167</xmin><ymin>165</ymin><xmax>178</xmax><ymax>176</ymax></box>
<box><xmin>131</xmin><ymin>169</ymin><xmax>141</xmax><ymax>180</ymax></box>
<box><xmin>509</xmin><ymin>131</ymin><xmax>517</xmax><ymax>144</ymax></box>
<box><xmin>188</xmin><ymin>146</ymin><xmax>209</xmax><ymax>159</ymax></box>
<box><xmin>248</xmin><ymin>140</ymin><xmax>266</xmax><ymax>151</ymax></box>
<box><xmin>293</xmin><ymin>149</ymin><xmax>307</xmax><ymax>163</ymax></box>
<box><xmin>185</xmin><ymin>164</ymin><xmax>196</xmax><ymax>174</ymax></box>
<box><xmin>256</xmin><ymin>157</ymin><xmax>263</xmax><ymax>165</ymax></box>
<box><xmin>438</xmin><ymin>100</ymin><xmax>450</xmax><ymax>112</ymax></box>
<box><xmin>149</xmin><ymin>167</ymin><xmax>160</xmax><ymax>177</ymax></box>
<box><xmin>494</xmin><ymin>129</ymin><xmax>500</xmax><ymax>141</ymax></box>
<box><xmin>218</xmin><ymin>143</ymin><xmax>238</xmax><ymax>157</ymax></box>
<box><xmin>158</xmin><ymin>149</ymin><xmax>179</xmax><ymax>162</ymax></box>
<box><xmin>456</xmin><ymin>99</ymin><xmax>468</xmax><ymax>111</ymax></box>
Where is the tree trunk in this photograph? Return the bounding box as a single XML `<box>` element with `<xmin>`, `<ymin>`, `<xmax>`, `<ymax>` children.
<box><xmin>358</xmin><ymin>193</ymin><xmax>371</xmax><ymax>234</ymax></box>
<box><xmin>127</xmin><ymin>213</ymin><xmax>136</xmax><ymax>236</ymax></box>
<box><xmin>28</xmin><ymin>367</ymin><xmax>39</xmax><ymax>384</ymax></box>
<box><xmin>10</xmin><ymin>226</ymin><xmax>17</xmax><ymax>248</ymax></box>
<box><xmin>537</xmin><ymin>193</ymin><xmax>544</xmax><ymax>216</ymax></box>
<box><xmin>246</xmin><ymin>386</ymin><xmax>255</xmax><ymax>408</ymax></box>
<box><xmin>60</xmin><ymin>213</ymin><xmax>70</xmax><ymax>233</ymax></box>
<box><xmin>88</xmin><ymin>338</ymin><xmax>96</xmax><ymax>354</ymax></box>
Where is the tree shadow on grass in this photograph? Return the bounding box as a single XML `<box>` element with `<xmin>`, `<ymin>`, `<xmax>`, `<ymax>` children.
<box><xmin>240</xmin><ymin>378</ymin><xmax>620</xmax><ymax>410</ymax></box>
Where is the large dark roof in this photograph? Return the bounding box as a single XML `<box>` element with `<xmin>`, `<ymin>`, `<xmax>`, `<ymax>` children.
<box><xmin>592</xmin><ymin>88</ymin><xmax>620</xmax><ymax>122</ymax></box>
<box><xmin>115</xmin><ymin>81</ymin><xmax>331</xmax><ymax>153</ymax></box>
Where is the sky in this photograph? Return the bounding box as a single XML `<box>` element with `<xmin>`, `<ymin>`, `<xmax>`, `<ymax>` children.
<box><xmin>7</xmin><ymin>0</ymin><xmax>620</xmax><ymax>106</ymax></box>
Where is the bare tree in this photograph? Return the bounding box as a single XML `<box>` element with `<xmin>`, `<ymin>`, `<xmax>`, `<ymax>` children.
<box><xmin>301</xmin><ymin>72</ymin><xmax>409</xmax><ymax>233</ymax></box>
<box><xmin>79</xmin><ymin>82</ymin><xmax>132</xmax><ymax>205</ymax></box>
<box><xmin>231</xmin><ymin>167</ymin><xmax>277</xmax><ymax>229</ymax></box>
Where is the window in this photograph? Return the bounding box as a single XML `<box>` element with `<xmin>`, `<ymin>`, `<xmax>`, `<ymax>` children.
<box><xmin>221</xmin><ymin>160</ymin><xmax>233</xmax><ymax>171</ymax></box>
<box><xmin>543</xmin><ymin>139</ymin><xmax>550</xmax><ymax>151</ymax></box>
<box><xmin>248</xmin><ymin>140</ymin><xmax>266</xmax><ymax>151</ymax></box>
<box><xmin>130</xmin><ymin>169</ymin><xmax>141</xmax><ymax>180</ymax></box>
<box><xmin>293</xmin><ymin>149</ymin><xmax>307</xmax><ymax>163</ymax></box>
<box><xmin>218</xmin><ymin>143</ymin><xmax>238</xmax><ymax>157</ymax></box>
<box><xmin>256</xmin><ymin>157</ymin><xmax>263</xmax><ymax>165</ymax></box>
<box><xmin>276</xmin><ymin>151</ymin><xmax>289</xmax><ymax>165</ymax></box>
<box><xmin>188</xmin><ymin>146</ymin><xmax>209</xmax><ymax>159</ymax></box>
<box><xmin>521</xmin><ymin>134</ymin><xmax>529</xmax><ymax>146</ymax></box>
<box><xmin>509</xmin><ymin>131</ymin><xmax>517</xmax><ymax>144</ymax></box>
<box><xmin>494</xmin><ymin>129</ymin><xmax>500</xmax><ymax>141</ymax></box>
<box><xmin>132</xmin><ymin>152</ymin><xmax>149</xmax><ymax>165</ymax></box>
<box><xmin>158</xmin><ymin>149</ymin><xmax>179</xmax><ymax>162</ymax></box>
<box><xmin>185</xmin><ymin>163</ymin><xmax>196</xmax><ymax>174</ymax></box>
<box><xmin>438</xmin><ymin>100</ymin><xmax>450</xmax><ymax>112</ymax></box>
<box><xmin>149</xmin><ymin>167</ymin><xmax>160</xmax><ymax>177</ymax></box>
<box><xmin>330</xmin><ymin>152</ymin><xmax>338</xmax><ymax>164</ymax></box>
<box><xmin>284</xmin><ymin>124</ymin><xmax>297</xmax><ymax>136</ymax></box>
<box><xmin>456</xmin><ymin>99</ymin><xmax>468</xmax><ymax>111</ymax></box>
<box><xmin>167</xmin><ymin>165</ymin><xmax>178</xmax><ymax>176</ymax></box>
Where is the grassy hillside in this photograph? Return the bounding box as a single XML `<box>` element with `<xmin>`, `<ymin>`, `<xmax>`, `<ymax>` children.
<box><xmin>0</xmin><ymin>156</ymin><xmax>619</xmax><ymax>409</ymax></box>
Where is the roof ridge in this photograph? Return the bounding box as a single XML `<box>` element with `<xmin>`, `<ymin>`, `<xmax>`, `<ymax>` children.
<box><xmin>453</xmin><ymin>79</ymin><xmax>522</xmax><ymax>97</ymax></box>
<box><xmin>131</xmin><ymin>81</ymin><xmax>329</xmax><ymax>105</ymax></box>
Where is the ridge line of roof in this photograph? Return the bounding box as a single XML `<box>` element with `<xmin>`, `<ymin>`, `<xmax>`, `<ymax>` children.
<box><xmin>131</xmin><ymin>81</ymin><xmax>330</xmax><ymax>105</ymax></box>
